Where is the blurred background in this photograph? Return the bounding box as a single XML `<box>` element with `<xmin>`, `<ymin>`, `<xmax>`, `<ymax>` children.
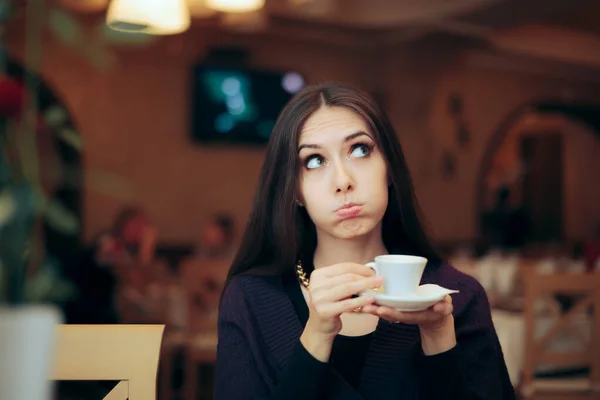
<box><xmin>0</xmin><ymin>0</ymin><xmax>599</xmax><ymax>399</ymax></box>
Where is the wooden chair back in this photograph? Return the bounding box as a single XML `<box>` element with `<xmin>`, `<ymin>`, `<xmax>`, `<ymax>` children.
<box><xmin>522</xmin><ymin>270</ymin><xmax>600</xmax><ymax>397</ymax></box>
<box><xmin>51</xmin><ymin>324</ymin><xmax>165</xmax><ymax>400</ymax></box>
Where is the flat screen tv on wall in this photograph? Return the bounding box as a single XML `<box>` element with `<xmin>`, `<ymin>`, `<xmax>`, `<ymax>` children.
<box><xmin>190</xmin><ymin>65</ymin><xmax>305</xmax><ymax>145</ymax></box>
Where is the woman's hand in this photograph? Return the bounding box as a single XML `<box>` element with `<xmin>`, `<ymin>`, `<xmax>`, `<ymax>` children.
<box><xmin>300</xmin><ymin>263</ymin><xmax>383</xmax><ymax>361</ymax></box>
<box><xmin>361</xmin><ymin>295</ymin><xmax>457</xmax><ymax>355</ymax></box>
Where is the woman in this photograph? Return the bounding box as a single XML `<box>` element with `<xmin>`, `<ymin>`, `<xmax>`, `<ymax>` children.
<box><xmin>215</xmin><ymin>83</ymin><xmax>515</xmax><ymax>399</ymax></box>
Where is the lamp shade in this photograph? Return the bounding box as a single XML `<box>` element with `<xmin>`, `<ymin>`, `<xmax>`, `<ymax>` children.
<box><xmin>205</xmin><ymin>0</ymin><xmax>265</xmax><ymax>13</ymax></box>
<box><xmin>106</xmin><ymin>0</ymin><xmax>190</xmax><ymax>35</ymax></box>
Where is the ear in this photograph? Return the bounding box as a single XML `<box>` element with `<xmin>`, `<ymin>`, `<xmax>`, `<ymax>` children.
<box><xmin>295</xmin><ymin>188</ymin><xmax>305</xmax><ymax>207</ymax></box>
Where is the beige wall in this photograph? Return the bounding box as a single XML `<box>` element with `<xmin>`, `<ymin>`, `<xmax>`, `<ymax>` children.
<box><xmin>382</xmin><ymin>53</ymin><xmax>600</xmax><ymax>242</ymax></box>
<box><xmin>7</xmin><ymin>24</ymin><xmax>600</xmax><ymax>244</ymax></box>
<box><xmin>8</xmin><ymin>28</ymin><xmax>370</xmax><ymax>243</ymax></box>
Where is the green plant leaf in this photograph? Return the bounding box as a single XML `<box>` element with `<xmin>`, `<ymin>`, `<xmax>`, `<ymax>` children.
<box><xmin>0</xmin><ymin>0</ymin><xmax>14</xmax><ymax>24</ymax></box>
<box><xmin>47</xmin><ymin>7</ymin><xmax>85</xmax><ymax>48</ymax></box>
<box><xmin>0</xmin><ymin>190</ymin><xmax>16</xmax><ymax>228</ymax></box>
<box><xmin>5</xmin><ymin>184</ymin><xmax>40</xmax><ymax>222</ymax></box>
<box><xmin>43</xmin><ymin>106</ymin><xmax>68</xmax><ymax>128</ymax></box>
<box><xmin>25</xmin><ymin>259</ymin><xmax>76</xmax><ymax>303</ymax></box>
<box><xmin>43</xmin><ymin>198</ymin><xmax>79</xmax><ymax>234</ymax></box>
<box><xmin>57</xmin><ymin>127</ymin><xmax>83</xmax><ymax>151</ymax></box>
<box><xmin>0</xmin><ymin>184</ymin><xmax>38</xmax><ymax>305</ymax></box>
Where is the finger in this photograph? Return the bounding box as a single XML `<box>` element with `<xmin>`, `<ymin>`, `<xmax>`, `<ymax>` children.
<box><xmin>313</xmin><ymin>276</ymin><xmax>383</xmax><ymax>303</ymax></box>
<box><xmin>318</xmin><ymin>295</ymin><xmax>376</xmax><ymax>318</ymax></box>
<box><xmin>359</xmin><ymin>304</ymin><xmax>380</xmax><ymax>314</ymax></box>
<box><xmin>318</xmin><ymin>263</ymin><xmax>376</xmax><ymax>278</ymax></box>
<box><xmin>432</xmin><ymin>301</ymin><xmax>453</xmax><ymax>315</ymax></box>
<box><xmin>431</xmin><ymin>296</ymin><xmax>453</xmax><ymax>314</ymax></box>
<box><xmin>309</xmin><ymin>273</ymin><xmax>367</xmax><ymax>291</ymax></box>
<box><xmin>361</xmin><ymin>306</ymin><xmax>415</xmax><ymax>324</ymax></box>
<box><xmin>375</xmin><ymin>307</ymin><xmax>440</xmax><ymax>324</ymax></box>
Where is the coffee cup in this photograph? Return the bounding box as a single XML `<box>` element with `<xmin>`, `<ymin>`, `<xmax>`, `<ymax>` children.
<box><xmin>365</xmin><ymin>255</ymin><xmax>427</xmax><ymax>296</ymax></box>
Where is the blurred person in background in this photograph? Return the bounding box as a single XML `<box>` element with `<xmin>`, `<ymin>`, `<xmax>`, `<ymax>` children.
<box><xmin>482</xmin><ymin>186</ymin><xmax>530</xmax><ymax>253</ymax></box>
<box><xmin>196</xmin><ymin>212</ymin><xmax>237</xmax><ymax>259</ymax></box>
<box><xmin>178</xmin><ymin>213</ymin><xmax>237</xmax><ymax>321</ymax></box>
<box><xmin>64</xmin><ymin>206</ymin><xmax>160</xmax><ymax>324</ymax></box>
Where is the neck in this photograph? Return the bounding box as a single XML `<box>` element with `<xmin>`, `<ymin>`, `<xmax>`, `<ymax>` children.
<box><xmin>313</xmin><ymin>224</ymin><xmax>388</xmax><ymax>268</ymax></box>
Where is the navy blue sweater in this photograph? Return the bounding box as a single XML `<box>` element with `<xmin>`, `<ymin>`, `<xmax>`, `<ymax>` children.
<box><xmin>215</xmin><ymin>263</ymin><xmax>516</xmax><ymax>399</ymax></box>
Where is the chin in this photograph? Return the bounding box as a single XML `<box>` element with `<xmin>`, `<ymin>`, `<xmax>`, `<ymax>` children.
<box><xmin>329</xmin><ymin>217</ymin><xmax>380</xmax><ymax>240</ymax></box>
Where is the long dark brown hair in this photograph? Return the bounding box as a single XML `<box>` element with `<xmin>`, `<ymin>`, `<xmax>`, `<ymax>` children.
<box><xmin>225</xmin><ymin>82</ymin><xmax>440</xmax><ymax>287</ymax></box>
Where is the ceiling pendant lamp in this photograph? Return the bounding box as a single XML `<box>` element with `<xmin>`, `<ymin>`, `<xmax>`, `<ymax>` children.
<box><xmin>205</xmin><ymin>0</ymin><xmax>265</xmax><ymax>13</ymax></box>
<box><xmin>106</xmin><ymin>0</ymin><xmax>191</xmax><ymax>35</ymax></box>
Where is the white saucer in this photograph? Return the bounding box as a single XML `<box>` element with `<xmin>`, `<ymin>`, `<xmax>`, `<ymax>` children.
<box><xmin>361</xmin><ymin>284</ymin><xmax>459</xmax><ymax>312</ymax></box>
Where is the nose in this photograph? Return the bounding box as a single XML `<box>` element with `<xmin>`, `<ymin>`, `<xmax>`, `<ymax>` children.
<box><xmin>333</xmin><ymin>160</ymin><xmax>354</xmax><ymax>193</ymax></box>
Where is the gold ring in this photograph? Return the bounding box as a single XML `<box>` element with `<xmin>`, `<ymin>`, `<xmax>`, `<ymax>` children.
<box><xmin>353</xmin><ymin>306</ymin><xmax>362</xmax><ymax>313</ymax></box>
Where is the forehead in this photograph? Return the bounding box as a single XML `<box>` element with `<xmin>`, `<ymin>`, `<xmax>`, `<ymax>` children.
<box><xmin>299</xmin><ymin>106</ymin><xmax>370</xmax><ymax>145</ymax></box>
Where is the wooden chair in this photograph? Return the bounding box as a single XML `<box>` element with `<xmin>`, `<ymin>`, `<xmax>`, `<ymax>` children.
<box><xmin>521</xmin><ymin>270</ymin><xmax>600</xmax><ymax>399</ymax></box>
<box><xmin>51</xmin><ymin>324</ymin><xmax>165</xmax><ymax>400</ymax></box>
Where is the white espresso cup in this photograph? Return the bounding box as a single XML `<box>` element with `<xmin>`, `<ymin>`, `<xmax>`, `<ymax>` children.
<box><xmin>366</xmin><ymin>255</ymin><xmax>428</xmax><ymax>296</ymax></box>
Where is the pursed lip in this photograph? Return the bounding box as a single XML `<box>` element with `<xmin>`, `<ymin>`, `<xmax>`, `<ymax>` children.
<box><xmin>335</xmin><ymin>203</ymin><xmax>364</xmax><ymax>219</ymax></box>
<box><xmin>335</xmin><ymin>202</ymin><xmax>363</xmax><ymax>212</ymax></box>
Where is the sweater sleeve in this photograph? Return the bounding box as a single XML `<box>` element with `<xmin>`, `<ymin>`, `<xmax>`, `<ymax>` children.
<box><xmin>214</xmin><ymin>278</ymin><xmax>329</xmax><ymax>400</ymax></box>
<box><xmin>418</xmin><ymin>279</ymin><xmax>517</xmax><ymax>400</ymax></box>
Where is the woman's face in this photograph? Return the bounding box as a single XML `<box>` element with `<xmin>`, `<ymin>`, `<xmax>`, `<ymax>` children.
<box><xmin>297</xmin><ymin>106</ymin><xmax>389</xmax><ymax>241</ymax></box>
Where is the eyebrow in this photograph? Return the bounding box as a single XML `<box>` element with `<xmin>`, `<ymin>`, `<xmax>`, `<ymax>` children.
<box><xmin>298</xmin><ymin>131</ymin><xmax>372</xmax><ymax>153</ymax></box>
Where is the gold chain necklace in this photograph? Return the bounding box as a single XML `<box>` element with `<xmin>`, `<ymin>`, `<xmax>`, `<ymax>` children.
<box><xmin>296</xmin><ymin>261</ymin><xmax>311</xmax><ymax>289</ymax></box>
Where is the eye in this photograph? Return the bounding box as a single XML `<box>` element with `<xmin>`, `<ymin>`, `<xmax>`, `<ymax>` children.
<box><xmin>305</xmin><ymin>155</ymin><xmax>326</xmax><ymax>169</ymax></box>
<box><xmin>350</xmin><ymin>143</ymin><xmax>372</xmax><ymax>158</ymax></box>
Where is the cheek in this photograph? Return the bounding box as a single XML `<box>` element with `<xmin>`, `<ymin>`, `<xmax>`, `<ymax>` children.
<box><xmin>362</xmin><ymin>159</ymin><xmax>388</xmax><ymax>191</ymax></box>
<box><xmin>299</xmin><ymin>174</ymin><xmax>328</xmax><ymax>217</ymax></box>
<box><xmin>370</xmin><ymin>181</ymin><xmax>389</xmax><ymax>212</ymax></box>
<box><xmin>361</xmin><ymin>161</ymin><xmax>389</xmax><ymax>213</ymax></box>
